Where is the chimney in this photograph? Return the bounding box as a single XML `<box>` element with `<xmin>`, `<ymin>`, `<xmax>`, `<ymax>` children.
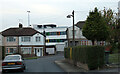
<box><xmin>19</xmin><ymin>23</ymin><xmax>23</xmax><ymax>28</ymax></box>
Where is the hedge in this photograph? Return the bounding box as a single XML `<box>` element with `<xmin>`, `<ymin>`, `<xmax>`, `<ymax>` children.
<box><xmin>64</xmin><ymin>47</ymin><xmax>70</xmax><ymax>59</ymax></box>
<box><xmin>64</xmin><ymin>45</ymin><xmax>105</xmax><ymax>70</ymax></box>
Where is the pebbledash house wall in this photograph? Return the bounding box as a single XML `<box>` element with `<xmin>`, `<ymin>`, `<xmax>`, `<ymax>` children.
<box><xmin>0</xmin><ymin>34</ymin><xmax>2</xmax><ymax>60</ymax></box>
<box><xmin>67</xmin><ymin>26</ymin><xmax>92</xmax><ymax>47</ymax></box>
<box><xmin>19</xmin><ymin>33</ymin><xmax>45</xmax><ymax>57</ymax></box>
<box><xmin>3</xmin><ymin>37</ymin><xmax>19</xmax><ymax>56</ymax></box>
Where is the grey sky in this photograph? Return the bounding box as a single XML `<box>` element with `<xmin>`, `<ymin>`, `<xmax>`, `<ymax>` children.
<box><xmin>0</xmin><ymin>0</ymin><xmax>119</xmax><ymax>31</ymax></box>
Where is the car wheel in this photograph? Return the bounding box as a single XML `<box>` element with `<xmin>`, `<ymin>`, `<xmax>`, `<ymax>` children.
<box><xmin>20</xmin><ymin>69</ymin><xmax>24</xmax><ymax>72</ymax></box>
<box><xmin>24</xmin><ymin>66</ymin><xmax>26</xmax><ymax>70</ymax></box>
<box><xmin>2</xmin><ymin>70</ymin><xmax>6</xmax><ymax>73</ymax></box>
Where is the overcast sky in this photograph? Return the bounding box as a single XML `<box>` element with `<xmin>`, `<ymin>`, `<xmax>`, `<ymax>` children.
<box><xmin>0</xmin><ymin>0</ymin><xmax>119</xmax><ymax>31</ymax></box>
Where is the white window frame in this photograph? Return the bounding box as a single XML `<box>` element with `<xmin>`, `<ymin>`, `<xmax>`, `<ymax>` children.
<box><xmin>36</xmin><ymin>36</ymin><xmax>41</xmax><ymax>42</ymax></box>
<box><xmin>7</xmin><ymin>37</ymin><xmax>16</xmax><ymax>42</ymax></box>
<box><xmin>21</xmin><ymin>36</ymin><xmax>31</xmax><ymax>42</ymax></box>
<box><xmin>33</xmin><ymin>47</ymin><xmax>43</xmax><ymax>54</ymax></box>
<box><xmin>21</xmin><ymin>47</ymin><xmax>31</xmax><ymax>54</ymax></box>
<box><xmin>6</xmin><ymin>47</ymin><xmax>16</xmax><ymax>54</ymax></box>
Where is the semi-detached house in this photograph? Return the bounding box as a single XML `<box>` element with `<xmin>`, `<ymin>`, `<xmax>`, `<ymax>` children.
<box><xmin>2</xmin><ymin>23</ymin><xmax>45</xmax><ymax>57</ymax></box>
<box><xmin>0</xmin><ymin>32</ymin><xmax>2</xmax><ymax>60</ymax></box>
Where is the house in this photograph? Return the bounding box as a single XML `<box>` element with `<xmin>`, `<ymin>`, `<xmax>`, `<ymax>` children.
<box><xmin>66</xmin><ymin>21</ymin><xmax>106</xmax><ymax>47</ymax></box>
<box><xmin>0</xmin><ymin>32</ymin><xmax>2</xmax><ymax>60</ymax></box>
<box><xmin>33</xmin><ymin>24</ymin><xmax>67</xmax><ymax>54</ymax></box>
<box><xmin>2</xmin><ymin>23</ymin><xmax>45</xmax><ymax>57</ymax></box>
<box><xmin>66</xmin><ymin>21</ymin><xmax>92</xmax><ymax>47</ymax></box>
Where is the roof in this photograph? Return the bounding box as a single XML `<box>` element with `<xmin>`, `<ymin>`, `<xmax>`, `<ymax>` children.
<box><xmin>75</xmin><ymin>21</ymin><xmax>85</xmax><ymax>29</ymax></box>
<box><xmin>2</xmin><ymin>27</ymin><xmax>45</xmax><ymax>37</ymax></box>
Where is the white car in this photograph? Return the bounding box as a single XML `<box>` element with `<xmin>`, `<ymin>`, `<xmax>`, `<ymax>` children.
<box><xmin>2</xmin><ymin>54</ymin><xmax>25</xmax><ymax>72</ymax></box>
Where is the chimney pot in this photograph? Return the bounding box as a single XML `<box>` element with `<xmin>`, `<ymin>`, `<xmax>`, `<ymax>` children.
<box><xmin>19</xmin><ymin>23</ymin><xmax>23</xmax><ymax>28</ymax></box>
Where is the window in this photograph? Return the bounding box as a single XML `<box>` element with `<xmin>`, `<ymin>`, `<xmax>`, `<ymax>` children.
<box><xmin>46</xmin><ymin>39</ymin><xmax>67</xmax><ymax>43</ymax></box>
<box><xmin>45</xmin><ymin>31</ymin><xmax>66</xmax><ymax>36</ymax></box>
<box><xmin>46</xmin><ymin>32</ymin><xmax>50</xmax><ymax>35</ymax></box>
<box><xmin>5</xmin><ymin>56</ymin><xmax>20</xmax><ymax>60</ymax></box>
<box><xmin>60</xmin><ymin>32</ymin><xmax>66</xmax><ymax>35</ymax></box>
<box><xmin>36</xmin><ymin>37</ymin><xmax>41</xmax><ymax>42</ymax></box>
<box><xmin>46</xmin><ymin>39</ymin><xmax>49</xmax><ymax>43</ymax></box>
<box><xmin>6</xmin><ymin>48</ymin><xmax>16</xmax><ymax>54</ymax></box>
<box><xmin>21</xmin><ymin>36</ymin><xmax>31</xmax><ymax>42</ymax></box>
<box><xmin>21</xmin><ymin>48</ymin><xmax>31</xmax><ymax>54</ymax></box>
<box><xmin>7</xmin><ymin>37</ymin><xmax>16</xmax><ymax>42</ymax></box>
<box><xmin>72</xmin><ymin>30</ymin><xmax>76</xmax><ymax>36</ymax></box>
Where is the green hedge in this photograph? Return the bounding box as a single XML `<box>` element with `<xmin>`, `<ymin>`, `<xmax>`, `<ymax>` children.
<box><xmin>64</xmin><ymin>47</ymin><xmax>70</xmax><ymax>59</ymax></box>
<box><xmin>64</xmin><ymin>46</ymin><xmax>105</xmax><ymax>70</ymax></box>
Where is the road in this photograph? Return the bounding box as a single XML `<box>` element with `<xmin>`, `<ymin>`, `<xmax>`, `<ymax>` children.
<box><xmin>24</xmin><ymin>52</ymin><xmax>64</xmax><ymax>72</ymax></box>
<box><xmin>2</xmin><ymin>52</ymin><xmax>65</xmax><ymax>74</ymax></box>
<box><xmin>2</xmin><ymin>52</ymin><xmax>119</xmax><ymax>74</ymax></box>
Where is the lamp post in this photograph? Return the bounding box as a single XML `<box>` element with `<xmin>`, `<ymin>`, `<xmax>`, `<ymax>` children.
<box><xmin>43</xmin><ymin>30</ymin><xmax>46</xmax><ymax>56</ymax></box>
<box><xmin>67</xmin><ymin>10</ymin><xmax>75</xmax><ymax>46</ymax></box>
<box><xmin>27</xmin><ymin>11</ymin><xmax>31</xmax><ymax>26</ymax></box>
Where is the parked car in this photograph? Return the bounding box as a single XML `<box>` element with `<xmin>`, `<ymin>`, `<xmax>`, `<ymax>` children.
<box><xmin>2</xmin><ymin>54</ymin><xmax>25</xmax><ymax>72</ymax></box>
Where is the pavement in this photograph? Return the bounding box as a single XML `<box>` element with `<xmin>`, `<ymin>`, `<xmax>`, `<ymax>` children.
<box><xmin>55</xmin><ymin>59</ymin><xmax>120</xmax><ymax>72</ymax></box>
<box><xmin>55</xmin><ymin>59</ymin><xmax>87</xmax><ymax>72</ymax></box>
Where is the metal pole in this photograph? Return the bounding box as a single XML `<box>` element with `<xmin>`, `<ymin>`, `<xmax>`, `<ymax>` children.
<box><xmin>43</xmin><ymin>30</ymin><xmax>46</xmax><ymax>56</ymax></box>
<box><xmin>27</xmin><ymin>11</ymin><xmax>30</xmax><ymax>26</ymax></box>
<box><xmin>72</xmin><ymin>10</ymin><xmax>75</xmax><ymax>46</ymax></box>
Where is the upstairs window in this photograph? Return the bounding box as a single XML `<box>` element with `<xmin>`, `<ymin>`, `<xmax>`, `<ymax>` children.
<box><xmin>60</xmin><ymin>32</ymin><xmax>66</xmax><ymax>35</ymax></box>
<box><xmin>72</xmin><ymin>30</ymin><xmax>76</xmax><ymax>36</ymax></box>
<box><xmin>45</xmin><ymin>31</ymin><xmax>66</xmax><ymax>36</ymax></box>
<box><xmin>21</xmin><ymin>36</ymin><xmax>31</xmax><ymax>42</ymax></box>
<box><xmin>36</xmin><ymin>37</ymin><xmax>41</xmax><ymax>42</ymax></box>
<box><xmin>7</xmin><ymin>37</ymin><xmax>16</xmax><ymax>42</ymax></box>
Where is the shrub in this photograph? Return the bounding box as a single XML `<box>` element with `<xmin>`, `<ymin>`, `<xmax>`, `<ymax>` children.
<box><xmin>64</xmin><ymin>47</ymin><xmax>70</xmax><ymax>59</ymax></box>
<box><xmin>64</xmin><ymin>45</ymin><xmax>105</xmax><ymax>70</ymax></box>
<box><xmin>86</xmin><ymin>46</ymin><xmax>105</xmax><ymax>69</ymax></box>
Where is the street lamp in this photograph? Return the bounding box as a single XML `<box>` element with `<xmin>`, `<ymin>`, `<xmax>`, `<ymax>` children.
<box><xmin>67</xmin><ymin>10</ymin><xmax>75</xmax><ymax>46</ymax></box>
<box><xmin>27</xmin><ymin>11</ymin><xmax>31</xmax><ymax>26</ymax></box>
<box><xmin>43</xmin><ymin>30</ymin><xmax>46</xmax><ymax>56</ymax></box>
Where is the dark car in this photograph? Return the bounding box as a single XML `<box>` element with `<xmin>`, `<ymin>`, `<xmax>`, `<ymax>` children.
<box><xmin>2</xmin><ymin>54</ymin><xmax>25</xmax><ymax>72</ymax></box>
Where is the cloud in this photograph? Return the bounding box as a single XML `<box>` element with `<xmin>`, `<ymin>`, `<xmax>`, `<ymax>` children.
<box><xmin>1</xmin><ymin>0</ymin><xmax>62</xmax><ymax>15</ymax></box>
<box><xmin>0</xmin><ymin>0</ymin><xmax>119</xmax><ymax>32</ymax></box>
<box><xmin>30</xmin><ymin>4</ymin><xmax>62</xmax><ymax>15</ymax></box>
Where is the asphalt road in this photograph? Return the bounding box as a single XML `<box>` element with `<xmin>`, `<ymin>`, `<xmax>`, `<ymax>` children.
<box><xmin>24</xmin><ymin>53</ymin><xmax>65</xmax><ymax>72</ymax></box>
<box><xmin>2</xmin><ymin>52</ymin><xmax>65</xmax><ymax>74</ymax></box>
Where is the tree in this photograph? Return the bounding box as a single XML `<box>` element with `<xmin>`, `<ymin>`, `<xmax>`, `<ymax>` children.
<box><xmin>101</xmin><ymin>7</ymin><xmax>117</xmax><ymax>44</ymax></box>
<box><xmin>82</xmin><ymin>7</ymin><xmax>109</xmax><ymax>45</ymax></box>
<box><xmin>101</xmin><ymin>7</ymin><xmax>120</xmax><ymax>52</ymax></box>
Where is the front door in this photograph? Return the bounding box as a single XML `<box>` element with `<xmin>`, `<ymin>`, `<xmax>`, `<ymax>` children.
<box><xmin>34</xmin><ymin>48</ymin><xmax>42</xmax><ymax>57</ymax></box>
<box><xmin>37</xmin><ymin>49</ymin><xmax>40</xmax><ymax>56</ymax></box>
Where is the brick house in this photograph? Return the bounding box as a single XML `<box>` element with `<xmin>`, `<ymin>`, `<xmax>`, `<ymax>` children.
<box><xmin>2</xmin><ymin>23</ymin><xmax>45</xmax><ymax>57</ymax></box>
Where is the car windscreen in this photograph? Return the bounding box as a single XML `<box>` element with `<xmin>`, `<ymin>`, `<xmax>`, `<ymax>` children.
<box><xmin>4</xmin><ymin>56</ymin><xmax>20</xmax><ymax>60</ymax></box>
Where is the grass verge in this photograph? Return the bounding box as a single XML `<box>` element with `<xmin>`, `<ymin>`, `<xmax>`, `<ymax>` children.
<box><xmin>109</xmin><ymin>53</ymin><xmax>120</xmax><ymax>64</ymax></box>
